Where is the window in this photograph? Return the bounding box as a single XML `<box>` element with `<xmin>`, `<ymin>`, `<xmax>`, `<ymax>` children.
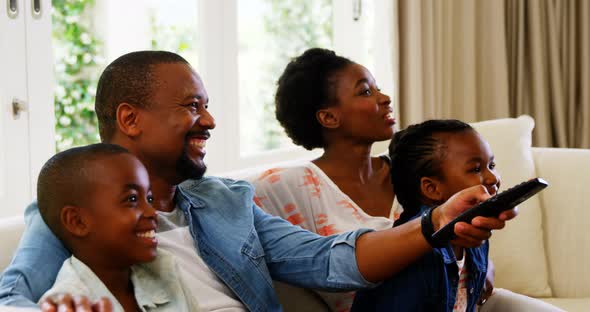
<box><xmin>53</xmin><ymin>0</ymin><xmax>200</xmax><ymax>151</ymax></box>
<box><xmin>51</xmin><ymin>0</ymin><xmax>395</xmax><ymax>173</ymax></box>
<box><xmin>200</xmin><ymin>0</ymin><xmax>395</xmax><ymax>173</ymax></box>
<box><xmin>1</xmin><ymin>0</ymin><xmax>394</xmax><ymax>217</ymax></box>
<box><xmin>237</xmin><ymin>0</ymin><xmax>333</xmax><ymax>156</ymax></box>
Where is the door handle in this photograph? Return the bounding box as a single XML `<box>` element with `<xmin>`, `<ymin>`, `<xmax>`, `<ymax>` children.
<box><xmin>31</xmin><ymin>0</ymin><xmax>41</xmax><ymax>18</ymax></box>
<box><xmin>7</xmin><ymin>0</ymin><xmax>18</xmax><ymax>18</ymax></box>
<box><xmin>353</xmin><ymin>0</ymin><xmax>362</xmax><ymax>21</ymax></box>
<box><xmin>12</xmin><ymin>98</ymin><xmax>27</xmax><ymax>119</ymax></box>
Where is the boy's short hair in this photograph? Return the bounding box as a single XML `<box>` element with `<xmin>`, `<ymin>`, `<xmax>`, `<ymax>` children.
<box><xmin>37</xmin><ymin>143</ymin><xmax>130</xmax><ymax>242</ymax></box>
<box><xmin>389</xmin><ymin>119</ymin><xmax>473</xmax><ymax>222</ymax></box>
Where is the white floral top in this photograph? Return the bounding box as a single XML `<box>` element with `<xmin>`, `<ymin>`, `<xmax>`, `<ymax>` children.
<box><xmin>247</xmin><ymin>161</ymin><xmax>403</xmax><ymax>312</ymax></box>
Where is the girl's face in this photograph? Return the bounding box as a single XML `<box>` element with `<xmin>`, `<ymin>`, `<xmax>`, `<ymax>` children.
<box><xmin>433</xmin><ymin>130</ymin><xmax>501</xmax><ymax>203</ymax></box>
<box><xmin>326</xmin><ymin>63</ymin><xmax>395</xmax><ymax>143</ymax></box>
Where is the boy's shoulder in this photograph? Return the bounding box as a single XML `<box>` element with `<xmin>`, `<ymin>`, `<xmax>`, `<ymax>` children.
<box><xmin>40</xmin><ymin>256</ymin><xmax>100</xmax><ymax>304</ymax></box>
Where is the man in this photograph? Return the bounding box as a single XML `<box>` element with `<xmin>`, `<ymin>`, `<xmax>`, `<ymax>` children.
<box><xmin>0</xmin><ymin>51</ymin><xmax>514</xmax><ymax>311</ymax></box>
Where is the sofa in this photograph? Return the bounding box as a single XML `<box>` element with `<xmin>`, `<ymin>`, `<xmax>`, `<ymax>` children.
<box><xmin>1</xmin><ymin>116</ymin><xmax>589</xmax><ymax>311</ymax></box>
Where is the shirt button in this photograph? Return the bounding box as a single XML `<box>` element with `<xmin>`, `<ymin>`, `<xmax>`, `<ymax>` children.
<box><xmin>470</xmin><ymin>288</ymin><xmax>474</xmax><ymax>294</ymax></box>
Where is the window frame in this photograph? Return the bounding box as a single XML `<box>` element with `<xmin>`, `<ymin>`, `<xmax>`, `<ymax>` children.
<box><xmin>198</xmin><ymin>0</ymin><xmax>395</xmax><ymax>174</ymax></box>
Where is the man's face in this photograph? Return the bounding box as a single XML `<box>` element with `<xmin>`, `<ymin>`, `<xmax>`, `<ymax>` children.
<box><xmin>136</xmin><ymin>63</ymin><xmax>216</xmax><ymax>184</ymax></box>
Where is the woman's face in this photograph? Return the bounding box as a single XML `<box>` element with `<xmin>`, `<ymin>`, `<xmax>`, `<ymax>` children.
<box><xmin>327</xmin><ymin>63</ymin><xmax>395</xmax><ymax>144</ymax></box>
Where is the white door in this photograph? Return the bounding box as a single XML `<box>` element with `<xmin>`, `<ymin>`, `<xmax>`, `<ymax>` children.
<box><xmin>24</xmin><ymin>0</ymin><xmax>55</xmax><ymax>203</ymax></box>
<box><xmin>0</xmin><ymin>0</ymin><xmax>54</xmax><ymax>219</ymax></box>
<box><xmin>0</xmin><ymin>0</ymin><xmax>32</xmax><ymax>219</ymax></box>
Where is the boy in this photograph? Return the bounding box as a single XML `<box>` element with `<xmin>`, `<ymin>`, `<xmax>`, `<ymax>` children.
<box><xmin>36</xmin><ymin>143</ymin><xmax>198</xmax><ymax>312</ymax></box>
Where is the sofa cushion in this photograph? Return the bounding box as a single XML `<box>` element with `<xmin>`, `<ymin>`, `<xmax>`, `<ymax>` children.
<box><xmin>471</xmin><ymin>115</ymin><xmax>552</xmax><ymax>297</ymax></box>
<box><xmin>540</xmin><ymin>298</ymin><xmax>590</xmax><ymax>312</ymax></box>
<box><xmin>533</xmin><ymin>147</ymin><xmax>590</xmax><ymax>298</ymax></box>
<box><xmin>273</xmin><ymin>281</ymin><xmax>330</xmax><ymax>312</ymax></box>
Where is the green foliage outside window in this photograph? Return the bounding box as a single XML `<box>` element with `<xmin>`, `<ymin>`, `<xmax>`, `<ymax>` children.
<box><xmin>52</xmin><ymin>1</ymin><xmax>196</xmax><ymax>152</ymax></box>
<box><xmin>261</xmin><ymin>0</ymin><xmax>333</xmax><ymax>149</ymax></box>
<box><xmin>52</xmin><ymin>0</ymin><xmax>101</xmax><ymax>151</ymax></box>
<box><xmin>149</xmin><ymin>13</ymin><xmax>198</xmax><ymax>54</ymax></box>
<box><xmin>52</xmin><ymin>0</ymin><xmax>331</xmax><ymax>153</ymax></box>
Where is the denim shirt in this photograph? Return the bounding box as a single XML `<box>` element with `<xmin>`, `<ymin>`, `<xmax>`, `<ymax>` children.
<box><xmin>0</xmin><ymin>176</ymin><xmax>374</xmax><ymax>311</ymax></box>
<box><xmin>352</xmin><ymin>205</ymin><xmax>489</xmax><ymax>312</ymax></box>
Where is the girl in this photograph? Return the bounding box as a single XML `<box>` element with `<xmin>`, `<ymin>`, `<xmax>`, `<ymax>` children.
<box><xmin>352</xmin><ymin>119</ymin><xmax>561</xmax><ymax>312</ymax></box>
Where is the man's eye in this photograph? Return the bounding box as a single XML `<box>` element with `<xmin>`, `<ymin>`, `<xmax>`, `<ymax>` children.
<box><xmin>360</xmin><ymin>89</ymin><xmax>372</xmax><ymax>96</ymax></box>
<box><xmin>147</xmin><ymin>195</ymin><xmax>154</xmax><ymax>203</ymax></box>
<box><xmin>189</xmin><ymin>102</ymin><xmax>198</xmax><ymax>108</ymax></box>
<box><xmin>471</xmin><ymin>167</ymin><xmax>481</xmax><ymax>173</ymax></box>
<box><xmin>128</xmin><ymin>195</ymin><xmax>138</xmax><ymax>202</ymax></box>
<box><xmin>489</xmin><ymin>162</ymin><xmax>496</xmax><ymax>170</ymax></box>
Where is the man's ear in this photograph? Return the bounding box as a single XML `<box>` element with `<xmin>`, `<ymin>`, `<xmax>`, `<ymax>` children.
<box><xmin>316</xmin><ymin>108</ymin><xmax>340</xmax><ymax>129</ymax></box>
<box><xmin>420</xmin><ymin>177</ymin><xmax>444</xmax><ymax>202</ymax></box>
<box><xmin>61</xmin><ymin>205</ymin><xmax>90</xmax><ymax>237</ymax></box>
<box><xmin>116</xmin><ymin>103</ymin><xmax>141</xmax><ymax>137</ymax></box>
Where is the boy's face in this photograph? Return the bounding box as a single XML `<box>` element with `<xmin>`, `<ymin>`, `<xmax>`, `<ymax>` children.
<box><xmin>434</xmin><ymin>130</ymin><xmax>501</xmax><ymax>202</ymax></box>
<box><xmin>83</xmin><ymin>153</ymin><xmax>157</xmax><ymax>267</ymax></box>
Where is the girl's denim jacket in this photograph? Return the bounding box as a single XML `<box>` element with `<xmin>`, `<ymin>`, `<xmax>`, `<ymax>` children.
<box><xmin>352</xmin><ymin>205</ymin><xmax>489</xmax><ymax>312</ymax></box>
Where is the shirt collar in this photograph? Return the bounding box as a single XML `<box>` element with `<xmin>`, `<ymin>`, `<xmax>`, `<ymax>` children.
<box><xmin>175</xmin><ymin>183</ymin><xmax>205</xmax><ymax>210</ymax></box>
<box><xmin>131</xmin><ymin>250</ymin><xmax>181</xmax><ymax>309</ymax></box>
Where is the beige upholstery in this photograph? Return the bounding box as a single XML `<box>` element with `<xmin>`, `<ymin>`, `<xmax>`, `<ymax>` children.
<box><xmin>1</xmin><ymin>117</ymin><xmax>589</xmax><ymax>311</ymax></box>
<box><xmin>472</xmin><ymin>116</ymin><xmax>552</xmax><ymax>297</ymax></box>
<box><xmin>0</xmin><ymin>217</ymin><xmax>24</xmax><ymax>273</ymax></box>
<box><xmin>533</xmin><ymin>148</ymin><xmax>590</xmax><ymax>298</ymax></box>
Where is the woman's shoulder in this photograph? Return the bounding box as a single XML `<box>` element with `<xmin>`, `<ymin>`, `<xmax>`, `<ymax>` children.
<box><xmin>245</xmin><ymin>162</ymin><xmax>317</xmax><ymax>187</ymax></box>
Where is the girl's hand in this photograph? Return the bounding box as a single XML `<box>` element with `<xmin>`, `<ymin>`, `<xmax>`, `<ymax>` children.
<box><xmin>435</xmin><ymin>185</ymin><xmax>519</xmax><ymax>247</ymax></box>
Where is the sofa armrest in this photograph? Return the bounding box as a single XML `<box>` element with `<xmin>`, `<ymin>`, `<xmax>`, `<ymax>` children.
<box><xmin>0</xmin><ymin>216</ymin><xmax>25</xmax><ymax>273</ymax></box>
<box><xmin>532</xmin><ymin>147</ymin><xmax>590</xmax><ymax>298</ymax></box>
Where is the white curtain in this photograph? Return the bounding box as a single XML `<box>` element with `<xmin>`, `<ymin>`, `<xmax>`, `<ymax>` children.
<box><xmin>397</xmin><ymin>0</ymin><xmax>590</xmax><ymax>148</ymax></box>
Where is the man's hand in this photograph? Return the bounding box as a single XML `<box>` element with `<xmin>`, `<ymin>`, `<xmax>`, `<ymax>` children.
<box><xmin>434</xmin><ymin>185</ymin><xmax>519</xmax><ymax>247</ymax></box>
<box><xmin>39</xmin><ymin>294</ymin><xmax>113</xmax><ymax>312</ymax></box>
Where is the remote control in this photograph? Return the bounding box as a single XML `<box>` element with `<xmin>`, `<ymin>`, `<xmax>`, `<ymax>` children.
<box><xmin>431</xmin><ymin>178</ymin><xmax>549</xmax><ymax>244</ymax></box>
